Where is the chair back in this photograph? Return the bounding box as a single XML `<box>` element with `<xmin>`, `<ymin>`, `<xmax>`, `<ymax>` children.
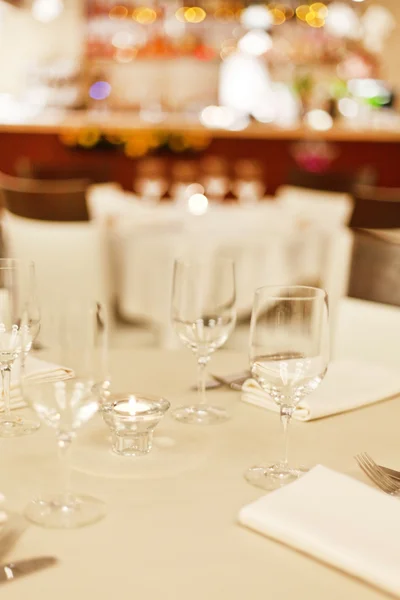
<box><xmin>276</xmin><ymin>185</ymin><xmax>354</xmax><ymax>226</ymax></box>
<box><xmin>2</xmin><ymin>210</ymin><xmax>110</xmax><ymax>312</ymax></box>
<box><xmin>0</xmin><ymin>172</ymin><xmax>89</xmax><ymax>222</ymax></box>
<box><xmin>350</xmin><ymin>189</ymin><xmax>400</xmax><ymax>229</ymax></box>
<box><xmin>287</xmin><ymin>168</ymin><xmax>359</xmax><ymax>194</ymax></box>
<box><xmin>349</xmin><ymin>230</ymin><xmax>400</xmax><ymax>306</ymax></box>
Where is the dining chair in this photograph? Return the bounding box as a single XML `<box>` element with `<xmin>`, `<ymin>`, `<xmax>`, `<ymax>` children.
<box><xmin>2</xmin><ymin>210</ymin><xmax>110</xmax><ymax>312</ymax></box>
<box><xmin>0</xmin><ymin>171</ymin><xmax>90</xmax><ymax>222</ymax></box>
<box><xmin>286</xmin><ymin>167</ymin><xmax>375</xmax><ymax>194</ymax></box>
<box><xmin>349</xmin><ymin>229</ymin><xmax>400</xmax><ymax>307</ymax></box>
<box><xmin>17</xmin><ymin>161</ymin><xmax>111</xmax><ymax>184</ymax></box>
<box><xmin>276</xmin><ymin>185</ymin><xmax>354</xmax><ymax>226</ymax></box>
<box><xmin>349</xmin><ymin>189</ymin><xmax>400</xmax><ymax>229</ymax></box>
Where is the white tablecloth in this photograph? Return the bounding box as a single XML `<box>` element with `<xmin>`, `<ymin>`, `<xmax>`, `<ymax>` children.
<box><xmin>102</xmin><ymin>202</ymin><xmax>352</xmax><ymax>346</ymax></box>
<box><xmin>1</xmin><ymin>298</ymin><xmax>400</xmax><ymax>600</ymax></box>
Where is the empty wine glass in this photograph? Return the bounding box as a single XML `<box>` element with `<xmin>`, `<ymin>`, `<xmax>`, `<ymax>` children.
<box><xmin>0</xmin><ymin>259</ymin><xmax>40</xmax><ymax>437</ymax></box>
<box><xmin>245</xmin><ymin>285</ymin><xmax>329</xmax><ymax>490</ymax></box>
<box><xmin>171</xmin><ymin>257</ymin><xmax>236</xmax><ymax>425</ymax></box>
<box><xmin>24</xmin><ymin>299</ymin><xmax>109</xmax><ymax>528</ymax></box>
<box><xmin>24</xmin><ymin>378</ymin><xmax>104</xmax><ymax>528</ymax></box>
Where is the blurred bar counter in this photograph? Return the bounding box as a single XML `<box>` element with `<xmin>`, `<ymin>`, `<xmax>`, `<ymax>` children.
<box><xmin>1</xmin><ymin>110</ymin><xmax>400</xmax><ymax>192</ymax></box>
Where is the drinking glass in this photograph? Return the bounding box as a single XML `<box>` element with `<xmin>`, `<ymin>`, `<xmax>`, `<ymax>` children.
<box><xmin>24</xmin><ymin>299</ymin><xmax>109</xmax><ymax>528</ymax></box>
<box><xmin>0</xmin><ymin>259</ymin><xmax>40</xmax><ymax>437</ymax></box>
<box><xmin>171</xmin><ymin>257</ymin><xmax>236</xmax><ymax>425</ymax></box>
<box><xmin>37</xmin><ymin>298</ymin><xmax>109</xmax><ymax>387</ymax></box>
<box><xmin>25</xmin><ymin>378</ymin><xmax>104</xmax><ymax>528</ymax></box>
<box><xmin>245</xmin><ymin>285</ymin><xmax>329</xmax><ymax>490</ymax></box>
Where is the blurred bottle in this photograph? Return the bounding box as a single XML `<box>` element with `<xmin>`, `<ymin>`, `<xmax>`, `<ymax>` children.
<box><xmin>134</xmin><ymin>157</ymin><xmax>168</xmax><ymax>204</ymax></box>
<box><xmin>200</xmin><ymin>156</ymin><xmax>229</xmax><ymax>203</ymax></box>
<box><xmin>231</xmin><ymin>160</ymin><xmax>266</xmax><ymax>204</ymax></box>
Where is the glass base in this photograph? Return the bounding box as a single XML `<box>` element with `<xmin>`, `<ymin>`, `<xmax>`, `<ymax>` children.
<box><xmin>112</xmin><ymin>431</ymin><xmax>154</xmax><ymax>456</ymax></box>
<box><xmin>172</xmin><ymin>404</ymin><xmax>230</xmax><ymax>425</ymax></box>
<box><xmin>0</xmin><ymin>415</ymin><xmax>40</xmax><ymax>438</ymax></box>
<box><xmin>25</xmin><ymin>493</ymin><xmax>106</xmax><ymax>529</ymax></box>
<box><xmin>244</xmin><ymin>463</ymin><xmax>309</xmax><ymax>491</ymax></box>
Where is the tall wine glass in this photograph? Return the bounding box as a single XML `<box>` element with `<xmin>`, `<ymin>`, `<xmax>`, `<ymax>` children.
<box><xmin>0</xmin><ymin>259</ymin><xmax>39</xmax><ymax>437</ymax></box>
<box><xmin>24</xmin><ymin>299</ymin><xmax>109</xmax><ymax>528</ymax></box>
<box><xmin>171</xmin><ymin>257</ymin><xmax>236</xmax><ymax>425</ymax></box>
<box><xmin>245</xmin><ymin>285</ymin><xmax>329</xmax><ymax>490</ymax></box>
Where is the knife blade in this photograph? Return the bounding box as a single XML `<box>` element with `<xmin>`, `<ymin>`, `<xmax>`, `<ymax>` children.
<box><xmin>0</xmin><ymin>556</ymin><xmax>58</xmax><ymax>584</ymax></box>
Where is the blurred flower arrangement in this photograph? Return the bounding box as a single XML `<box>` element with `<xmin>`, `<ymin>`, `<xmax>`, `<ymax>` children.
<box><xmin>59</xmin><ymin>128</ymin><xmax>211</xmax><ymax>157</ymax></box>
<box><xmin>291</xmin><ymin>140</ymin><xmax>338</xmax><ymax>172</ymax></box>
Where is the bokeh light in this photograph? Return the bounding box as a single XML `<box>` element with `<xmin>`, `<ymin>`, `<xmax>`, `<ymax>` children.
<box><xmin>188</xmin><ymin>193</ymin><xmax>208</xmax><ymax>216</ymax></box>
<box><xmin>32</xmin><ymin>0</ymin><xmax>64</xmax><ymax>22</ymax></box>
<box><xmin>133</xmin><ymin>7</ymin><xmax>157</xmax><ymax>24</ymax></box>
<box><xmin>305</xmin><ymin>109</ymin><xmax>333</xmax><ymax>131</ymax></box>
<box><xmin>109</xmin><ymin>5</ymin><xmax>128</xmax><ymax>20</ymax></box>
<box><xmin>238</xmin><ymin>30</ymin><xmax>273</xmax><ymax>56</ymax></box>
<box><xmin>338</xmin><ymin>97</ymin><xmax>359</xmax><ymax>118</ymax></box>
<box><xmin>112</xmin><ymin>31</ymin><xmax>135</xmax><ymax>49</ymax></box>
<box><xmin>89</xmin><ymin>81</ymin><xmax>112</xmax><ymax>101</ymax></box>
<box><xmin>270</xmin><ymin>8</ymin><xmax>286</xmax><ymax>25</ymax></box>
<box><xmin>241</xmin><ymin>5</ymin><xmax>273</xmax><ymax>30</ymax></box>
<box><xmin>184</xmin><ymin>7</ymin><xmax>206</xmax><ymax>23</ymax></box>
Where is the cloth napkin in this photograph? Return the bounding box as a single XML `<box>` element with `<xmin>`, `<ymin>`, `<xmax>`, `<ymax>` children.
<box><xmin>238</xmin><ymin>465</ymin><xmax>400</xmax><ymax>597</ymax></box>
<box><xmin>3</xmin><ymin>356</ymin><xmax>74</xmax><ymax>410</ymax></box>
<box><xmin>242</xmin><ymin>359</ymin><xmax>400</xmax><ymax>421</ymax></box>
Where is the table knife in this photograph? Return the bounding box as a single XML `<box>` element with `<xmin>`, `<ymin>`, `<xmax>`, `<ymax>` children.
<box><xmin>0</xmin><ymin>556</ymin><xmax>58</xmax><ymax>584</ymax></box>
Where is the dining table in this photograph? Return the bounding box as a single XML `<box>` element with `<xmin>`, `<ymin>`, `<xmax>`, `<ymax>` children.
<box><xmin>1</xmin><ymin>297</ymin><xmax>400</xmax><ymax>600</ymax></box>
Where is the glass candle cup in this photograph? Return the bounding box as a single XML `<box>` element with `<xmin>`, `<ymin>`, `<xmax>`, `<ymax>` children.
<box><xmin>101</xmin><ymin>393</ymin><xmax>170</xmax><ymax>456</ymax></box>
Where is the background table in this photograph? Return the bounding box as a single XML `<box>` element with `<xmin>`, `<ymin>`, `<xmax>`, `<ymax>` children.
<box><xmin>1</xmin><ymin>298</ymin><xmax>400</xmax><ymax>600</ymax></box>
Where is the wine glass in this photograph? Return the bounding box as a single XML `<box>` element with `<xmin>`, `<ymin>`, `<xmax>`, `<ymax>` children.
<box><xmin>24</xmin><ymin>378</ymin><xmax>104</xmax><ymax>528</ymax></box>
<box><xmin>245</xmin><ymin>285</ymin><xmax>329</xmax><ymax>490</ymax></box>
<box><xmin>24</xmin><ymin>299</ymin><xmax>109</xmax><ymax>528</ymax></box>
<box><xmin>171</xmin><ymin>257</ymin><xmax>236</xmax><ymax>425</ymax></box>
<box><xmin>0</xmin><ymin>259</ymin><xmax>40</xmax><ymax>437</ymax></box>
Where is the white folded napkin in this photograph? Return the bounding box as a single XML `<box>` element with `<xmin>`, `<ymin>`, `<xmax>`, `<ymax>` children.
<box><xmin>242</xmin><ymin>359</ymin><xmax>400</xmax><ymax>421</ymax></box>
<box><xmin>239</xmin><ymin>465</ymin><xmax>400</xmax><ymax>597</ymax></box>
<box><xmin>2</xmin><ymin>356</ymin><xmax>74</xmax><ymax>410</ymax></box>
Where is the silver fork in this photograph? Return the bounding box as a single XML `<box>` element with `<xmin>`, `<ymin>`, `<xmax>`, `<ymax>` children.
<box><xmin>355</xmin><ymin>453</ymin><xmax>400</xmax><ymax>495</ymax></box>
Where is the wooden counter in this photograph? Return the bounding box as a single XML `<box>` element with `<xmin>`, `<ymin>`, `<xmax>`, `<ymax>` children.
<box><xmin>1</xmin><ymin>111</ymin><xmax>400</xmax><ymax>192</ymax></box>
<box><xmin>1</xmin><ymin>110</ymin><xmax>400</xmax><ymax>143</ymax></box>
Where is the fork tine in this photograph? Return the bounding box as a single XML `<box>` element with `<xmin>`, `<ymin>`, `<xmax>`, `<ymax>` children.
<box><xmin>355</xmin><ymin>455</ymin><xmax>395</xmax><ymax>493</ymax></box>
<box><xmin>355</xmin><ymin>454</ymin><xmax>400</xmax><ymax>494</ymax></box>
<box><xmin>354</xmin><ymin>455</ymin><xmax>391</xmax><ymax>492</ymax></box>
<box><xmin>361</xmin><ymin>453</ymin><xmax>400</xmax><ymax>493</ymax></box>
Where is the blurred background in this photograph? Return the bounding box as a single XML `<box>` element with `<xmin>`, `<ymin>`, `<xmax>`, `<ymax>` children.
<box><xmin>0</xmin><ymin>0</ymin><xmax>399</xmax><ymax>350</ymax></box>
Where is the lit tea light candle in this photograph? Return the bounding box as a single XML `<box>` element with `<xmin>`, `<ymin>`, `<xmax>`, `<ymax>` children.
<box><xmin>113</xmin><ymin>397</ymin><xmax>151</xmax><ymax>416</ymax></box>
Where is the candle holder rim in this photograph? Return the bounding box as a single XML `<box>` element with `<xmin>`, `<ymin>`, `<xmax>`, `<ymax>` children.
<box><xmin>103</xmin><ymin>392</ymin><xmax>170</xmax><ymax>413</ymax></box>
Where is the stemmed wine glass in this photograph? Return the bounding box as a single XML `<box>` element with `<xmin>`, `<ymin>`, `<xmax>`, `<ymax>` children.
<box><xmin>24</xmin><ymin>299</ymin><xmax>109</xmax><ymax>528</ymax></box>
<box><xmin>0</xmin><ymin>259</ymin><xmax>40</xmax><ymax>437</ymax></box>
<box><xmin>245</xmin><ymin>285</ymin><xmax>329</xmax><ymax>490</ymax></box>
<box><xmin>171</xmin><ymin>257</ymin><xmax>236</xmax><ymax>425</ymax></box>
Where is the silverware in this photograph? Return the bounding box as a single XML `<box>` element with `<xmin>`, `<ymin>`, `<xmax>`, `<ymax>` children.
<box><xmin>210</xmin><ymin>373</ymin><xmax>248</xmax><ymax>391</ymax></box>
<box><xmin>0</xmin><ymin>556</ymin><xmax>58</xmax><ymax>584</ymax></box>
<box><xmin>379</xmin><ymin>465</ymin><xmax>400</xmax><ymax>481</ymax></box>
<box><xmin>191</xmin><ymin>371</ymin><xmax>250</xmax><ymax>391</ymax></box>
<box><xmin>355</xmin><ymin>453</ymin><xmax>400</xmax><ymax>495</ymax></box>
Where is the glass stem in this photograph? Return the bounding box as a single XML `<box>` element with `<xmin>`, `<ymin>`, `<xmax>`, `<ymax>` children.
<box><xmin>57</xmin><ymin>432</ymin><xmax>74</xmax><ymax>505</ymax></box>
<box><xmin>280</xmin><ymin>405</ymin><xmax>294</xmax><ymax>468</ymax></box>
<box><xmin>20</xmin><ymin>352</ymin><xmax>27</xmax><ymax>398</ymax></box>
<box><xmin>1</xmin><ymin>365</ymin><xmax>12</xmax><ymax>420</ymax></box>
<box><xmin>197</xmin><ymin>356</ymin><xmax>209</xmax><ymax>405</ymax></box>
